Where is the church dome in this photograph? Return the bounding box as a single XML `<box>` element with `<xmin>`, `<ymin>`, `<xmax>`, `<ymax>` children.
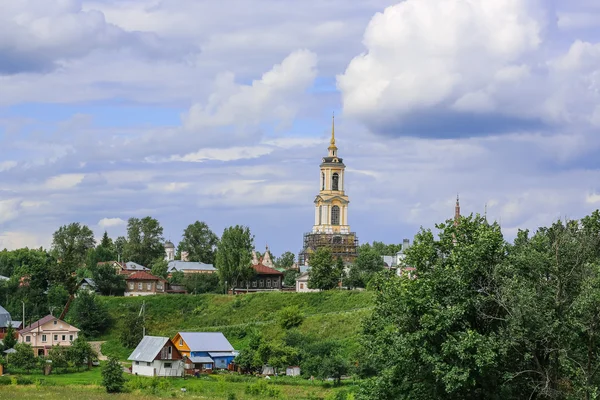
<box><xmin>164</xmin><ymin>241</ymin><xmax>175</xmax><ymax>249</ymax></box>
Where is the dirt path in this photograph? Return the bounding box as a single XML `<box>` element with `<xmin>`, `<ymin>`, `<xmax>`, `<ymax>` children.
<box><xmin>89</xmin><ymin>341</ymin><xmax>107</xmax><ymax>361</ymax></box>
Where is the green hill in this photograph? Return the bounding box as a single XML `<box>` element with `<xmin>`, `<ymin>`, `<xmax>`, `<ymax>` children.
<box><xmin>95</xmin><ymin>290</ymin><xmax>375</xmax><ymax>360</ymax></box>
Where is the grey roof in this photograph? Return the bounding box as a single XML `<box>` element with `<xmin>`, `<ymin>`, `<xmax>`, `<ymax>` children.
<box><xmin>4</xmin><ymin>348</ymin><xmax>16</xmax><ymax>354</ymax></box>
<box><xmin>128</xmin><ymin>336</ymin><xmax>169</xmax><ymax>362</ymax></box>
<box><xmin>209</xmin><ymin>352</ymin><xmax>235</xmax><ymax>358</ymax></box>
<box><xmin>79</xmin><ymin>278</ymin><xmax>96</xmax><ymax>287</ymax></box>
<box><xmin>296</xmin><ymin>271</ymin><xmax>310</xmax><ymax>281</ymax></box>
<box><xmin>168</xmin><ymin>260</ymin><xmax>216</xmax><ymax>272</ymax></box>
<box><xmin>179</xmin><ymin>332</ymin><xmax>233</xmax><ymax>352</ymax></box>
<box><xmin>189</xmin><ymin>355</ymin><xmax>214</xmax><ymax>364</ymax></box>
<box><xmin>125</xmin><ymin>261</ymin><xmax>149</xmax><ymax>271</ymax></box>
<box><xmin>0</xmin><ymin>275</ymin><xmax>9</xmax><ymax>281</ymax></box>
<box><xmin>0</xmin><ymin>305</ymin><xmax>14</xmax><ymax>328</ymax></box>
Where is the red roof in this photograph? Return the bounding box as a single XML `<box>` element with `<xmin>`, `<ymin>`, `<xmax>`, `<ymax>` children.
<box><xmin>20</xmin><ymin>315</ymin><xmax>56</xmax><ymax>333</ymax></box>
<box><xmin>126</xmin><ymin>271</ymin><xmax>166</xmax><ymax>282</ymax></box>
<box><xmin>252</xmin><ymin>263</ymin><xmax>283</xmax><ymax>275</ymax></box>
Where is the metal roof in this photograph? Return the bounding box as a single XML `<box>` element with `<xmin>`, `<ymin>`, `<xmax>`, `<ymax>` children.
<box><xmin>128</xmin><ymin>336</ymin><xmax>169</xmax><ymax>362</ymax></box>
<box><xmin>125</xmin><ymin>261</ymin><xmax>149</xmax><ymax>271</ymax></box>
<box><xmin>0</xmin><ymin>305</ymin><xmax>12</xmax><ymax>328</ymax></box>
<box><xmin>168</xmin><ymin>260</ymin><xmax>216</xmax><ymax>272</ymax></box>
<box><xmin>208</xmin><ymin>352</ymin><xmax>235</xmax><ymax>358</ymax></box>
<box><xmin>0</xmin><ymin>275</ymin><xmax>8</xmax><ymax>281</ymax></box>
<box><xmin>189</xmin><ymin>356</ymin><xmax>214</xmax><ymax>364</ymax></box>
<box><xmin>179</xmin><ymin>332</ymin><xmax>234</xmax><ymax>352</ymax></box>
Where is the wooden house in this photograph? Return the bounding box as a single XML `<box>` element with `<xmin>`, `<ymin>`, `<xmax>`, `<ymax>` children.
<box><xmin>172</xmin><ymin>332</ymin><xmax>236</xmax><ymax>374</ymax></box>
<box><xmin>125</xmin><ymin>271</ymin><xmax>167</xmax><ymax>296</ymax></box>
<box><xmin>234</xmin><ymin>263</ymin><xmax>284</xmax><ymax>293</ymax></box>
<box><xmin>128</xmin><ymin>336</ymin><xmax>183</xmax><ymax>377</ymax></box>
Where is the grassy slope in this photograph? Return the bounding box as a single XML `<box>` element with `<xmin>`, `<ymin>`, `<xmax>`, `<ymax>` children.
<box><xmin>93</xmin><ymin>291</ymin><xmax>374</xmax><ymax>360</ymax></box>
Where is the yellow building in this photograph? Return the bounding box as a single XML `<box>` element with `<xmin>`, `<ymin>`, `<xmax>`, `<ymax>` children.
<box><xmin>299</xmin><ymin>115</ymin><xmax>358</xmax><ymax>265</ymax></box>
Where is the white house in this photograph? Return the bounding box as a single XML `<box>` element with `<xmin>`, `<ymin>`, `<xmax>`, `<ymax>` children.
<box><xmin>128</xmin><ymin>336</ymin><xmax>184</xmax><ymax>377</ymax></box>
<box><xmin>295</xmin><ymin>271</ymin><xmax>319</xmax><ymax>292</ymax></box>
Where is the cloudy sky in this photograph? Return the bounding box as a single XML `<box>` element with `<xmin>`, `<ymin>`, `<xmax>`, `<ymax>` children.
<box><xmin>1</xmin><ymin>0</ymin><xmax>600</xmax><ymax>257</ymax></box>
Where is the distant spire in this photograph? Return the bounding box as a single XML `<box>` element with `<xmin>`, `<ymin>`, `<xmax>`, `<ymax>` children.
<box><xmin>328</xmin><ymin>112</ymin><xmax>337</xmax><ymax>154</ymax></box>
<box><xmin>454</xmin><ymin>194</ymin><xmax>461</xmax><ymax>227</ymax></box>
<box><xmin>484</xmin><ymin>203</ymin><xmax>488</xmax><ymax>221</ymax></box>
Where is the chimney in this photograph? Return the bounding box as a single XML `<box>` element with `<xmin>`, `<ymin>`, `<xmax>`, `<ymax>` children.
<box><xmin>181</xmin><ymin>251</ymin><xmax>189</xmax><ymax>262</ymax></box>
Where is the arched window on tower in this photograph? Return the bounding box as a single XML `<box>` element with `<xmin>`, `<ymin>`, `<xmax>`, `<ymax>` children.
<box><xmin>322</xmin><ymin>173</ymin><xmax>325</xmax><ymax>190</ymax></box>
<box><xmin>331</xmin><ymin>205</ymin><xmax>340</xmax><ymax>225</ymax></box>
<box><xmin>332</xmin><ymin>173</ymin><xmax>339</xmax><ymax>191</ymax></box>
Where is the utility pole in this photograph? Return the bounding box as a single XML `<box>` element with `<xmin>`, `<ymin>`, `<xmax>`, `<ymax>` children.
<box><xmin>142</xmin><ymin>301</ymin><xmax>146</xmax><ymax>337</ymax></box>
<box><xmin>22</xmin><ymin>301</ymin><xmax>25</xmax><ymax>328</ymax></box>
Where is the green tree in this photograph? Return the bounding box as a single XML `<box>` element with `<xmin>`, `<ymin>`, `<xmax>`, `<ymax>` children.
<box><xmin>283</xmin><ymin>270</ymin><xmax>300</xmax><ymax>287</ymax></box>
<box><xmin>169</xmin><ymin>270</ymin><xmax>185</xmax><ymax>285</ymax></box>
<box><xmin>48</xmin><ymin>345</ymin><xmax>69</xmax><ymax>372</ymax></box>
<box><xmin>102</xmin><ymin>356</ymin><xmax>125</xmax><ymax>393</ymax></box>
<box><xmin>96</xmin><ymin>231</ymin><xmax>116</xmax><ymax>262</ymax></box>
<box><xmin>11</xmin><ymin>343</ymin><xmax>37</xmax><ymax>372</ymax></box>
<box><xmin>275</xmin><ymin>251</ymin><xmax>296</xmax><ymax>270</ymax></box>
<box><xmin>184</xmin><ymin>273</ymin><xmax>221</xmax><ymax>294</ymax></box>
<box><xmin>114</xmin><ymin>236</ymin><xmax>126</xmax><ymax>261</ymax></box>
<box><xmin>215</xmin><ymin>225</ymin><xmax>254</xmax><ymax>293</ymax></box>
<box><xmin>68</xmin><ymin>337</ymin><xmax>97</xmax><ymax>370</ymax></box>
<box><xmin>47</xmin><ymin>284</ymin><xmax>69</xmax><ymax>315</ymax></box>
<box><xmin>278</xmin><ymin>305</ymin><xmax>304</xmax><ymax>330</ymax></box>
<box><xmin>122</xmin><ymin>217</ymin><xmax>164</xmax><ymax>267</ymax></box>
<box><xmin>2</xmin><ymin>323</ymin><xmax>17</xmax><ymax>351</ymax></box>
<box><xmin>347</xmin><ymin>248</ymin><xmax>383</xmax><ymax>288</ymax></box>
<box><xmin>92</xmin><ymin>263</ymin><xmax>126</xmax><ymax>296</ymax></box>
<box><xmin>307</xmin><ymin>247</ymin><xmax>338</xmax><ymax>290</ymax></box>
<box><xmin>119</xmin><ymin>311</ymin><xmax>145</xmax><ymax>348</ymax></box>
<box><xmin>176</xmin><ymin>221</ymin><xmax>219</xmax><ymax>264</ymax></box>
<box><xmin>150</xmin><ymin>259</ymin><xmax>169</xmax><ymax>279</ymax></box>
<box><xmin>51</xmin><ymin>223</ymin><xmax>96</xmax><ymax>294</ymax></box>
<box><xmin>70</xmin><ymin>291</ymin><xmax>111</xmax><ymax>337</ymax></box>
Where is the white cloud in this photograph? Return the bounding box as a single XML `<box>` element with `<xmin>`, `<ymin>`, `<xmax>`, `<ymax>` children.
<box><xmin>97</xmin><ymin>217</ymin><xmax>126</xmax><ymax>228</ymax></box>
<box><xmin>0</xmin><ymin>230</ymin><xmax>48</xmax><ymax>250</ymax></box>
<box><xmin>586</xmin><ymin>193</ymin><xmax>600</xmax><ymax>204</ymax></box>
<box><xmin>0</xmin><ymin>199</ymin><xmax>21</xmax><ymax>224</ymax></box>
<box><xmin>44</xmin><ymin>173</ymin><xmax>85</xmax><ymax>190</ymax></box>
<box><xmin>172</xmin><ymin>146</ymin><xmax>273</xmax><ymax>163</ymax></box>
<box><xmin>0</xmin><ymin>161</ymin><xmax>17</xmax><ymax>172</ymax></box>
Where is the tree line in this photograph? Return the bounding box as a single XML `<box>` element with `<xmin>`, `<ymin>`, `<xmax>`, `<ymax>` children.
<box><xmin>357</xmin><ymin>210</ymin><xmax>600</xmax><ymax>400</ymax></box>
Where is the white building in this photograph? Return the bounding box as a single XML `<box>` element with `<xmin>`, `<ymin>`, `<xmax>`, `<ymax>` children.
<box><xmin>295</xmin><ymin>271</ymin><xmax>319</xmax><ymax>292</ymax></box>
<box><xmin>128</xmin><ymin>336</ymin><xmax>184</xmax><ymax>377</ymax></box>
<box><xmin>164</xmin><ymin>241</ymin><xmax>175</xmax><ymax>262</ymax></box>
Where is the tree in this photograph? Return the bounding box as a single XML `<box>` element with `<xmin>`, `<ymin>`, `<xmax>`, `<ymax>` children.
<box><xmin>215</xmin><ymin>225</ymin><xmax>254</xmax><ymax>292</ymax></box>
<box><xmin>70</xmin><ymin>291</ymin><xmax>111</xmax><ymax>337</ymax></box>
<box><xmin>51</xmin><ymin>223</ymin><xmax>96</xmax><ymax>294</ymax></box>
<box><xmin>303</xmin><ymin>341</ymin><xmax>348</xmax><ymax>384</ymax></box>
<box><xmin>278</xmin><ymin>305</ymin><xmax>304</xmax><ymax>330</ymax></box>
<box><xmin>358</xmin><ymin>241</ymin><xmax>402</xmax><ymax>257</ymax></box>
<box><xmin>102</xmin><ymin>356</ymin><xmax>125</xmax><ymax>393</ymax></box>
<box><xmin>68</xmin><ymin>337</ymin><xmax>97</xmax><ymax>370</ymax></box>
<box><xmin>47</xmin><ymin>284</ymin><xmax>69</xmax><ymax>314</ymax></box>
<box><xmin>11</xmin><ymin>343</ymin><xmax>37</xmax><ymax>372</ymax></box>
<box><xmin>114</xmin><ymin>236</ymin><xmax>126</xmax><ymax>261</ymax></box>
<box><xmin>150</xmin><ymin>259</ymin><xmax>169</xmax><ymax>279</ymax></box>
<box><xmin>347</xmin><ymin>248</ymin><xmax>383</xmax><ymax>288</ymax></box>
<box><xmin>95</xmin><ymin>231</ymin><xmax>116</xmax><ymax>262</ymax></box>
<box><xmin>2</xmin><ymin>323</ymin><xmax>17</xmax><ymax>351</ymax></box>
<box><xmin>169</xmin><ymin>270</ymin><xmax>185</xmax><ymax>285</ymax></box>
<box><xmin>92</xmin><ymin>263</ymin><xmax>126</xmax><ymax>296</ymax></box>
<box><xmin>177</xmin><ymin>221</ymin><xmax>219</xmax><ymax>264</ymax></box>
<box><xmin>184</xmin><ymin>273</ymin><xmax>221</xmax><ymax>294</ymax></box>
<box><xmin>275</xmin><ymin>251</ymin><xmax>296</xmax><ymax>270</ymax></box>
<box><xmin>283</xmin><ymin>270</ymin><xmax>300</xmax><ymax>287</ymax></box>
<box><xmin>122</xmin><ymin>217</ymin><xmax>164</xmax><ymax>267</ymax></box>
<box><xmin>308</xmin><ymin>247</ymin><xmax>338</xmax><ymax>290</ymax></box>
<box><xmin>48</xmin><ymin>345</ymin><xmax>69</xmax><ymax>372</ymax></box>
<box><xmin>119</xmin><ymin>311</ymin><xmax>145</xmax><ymax>348</ymax></box>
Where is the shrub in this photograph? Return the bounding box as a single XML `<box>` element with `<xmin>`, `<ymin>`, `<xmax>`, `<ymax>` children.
<box><xmin>277</xmin><ymin>305</ymin><xmax>304</xmax><ymax>330</ymax></box>
<box><xmin>15</xmin><ymin>376</ymin><xmax>34</xmax><ymax>385</ymax></box>
<box><xmin>102</xmin><ymin>356</ymin><xmax>125</xmax><ymax>393</ymax></box>
<box><xmin>245</xmin><ymin>379</ymin><xmax>280</xmax><ymax>397</ymax></box>
<box><xmin>0</xmin><ymin>376</ymin><xmax>11</xmax><ymax>385</ymax></box>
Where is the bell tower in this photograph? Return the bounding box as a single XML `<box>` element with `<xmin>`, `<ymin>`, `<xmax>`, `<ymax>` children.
<box><xmin>299</xmin><ymin>114</ymin><xmax>358</xmax><ymax>265</ymax></box>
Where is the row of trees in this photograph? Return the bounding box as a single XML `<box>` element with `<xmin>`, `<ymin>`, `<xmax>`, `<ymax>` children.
<box><xmin>7</xmin><ymin>338</ymin><xmax>96</xmax><ymax>373</ymax></box>
<box><xmin>358</xmin><ymin>210</ymin><xmax>600</xmax><ymax>400</ymax></box>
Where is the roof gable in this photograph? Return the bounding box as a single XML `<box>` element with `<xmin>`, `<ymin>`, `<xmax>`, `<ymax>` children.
<box><xmin>128</xmin><ymin>336</ymin><xmax>169</xmax><ymax>362</ymax></box>
<box><xmin>20</xmin><ymin>315</ymin><xmax>80</xmax><ymax>334</ymax></box>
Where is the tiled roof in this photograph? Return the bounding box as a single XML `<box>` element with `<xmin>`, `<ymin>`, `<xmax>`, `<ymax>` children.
<box><xmin>252</xmin><ymin>263</ymin><xmax>283</xmax><ymax>275</ymax></box>
<box><xmin>126</xmin><ymin>271</ymin><xmax>166</xmax><ymax>281</ymax></box>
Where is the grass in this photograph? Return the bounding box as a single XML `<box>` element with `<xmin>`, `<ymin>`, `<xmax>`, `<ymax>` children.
<box><xmin>88</xmin><ymin>291</ymin><xmax>374</xmax><ymax>360</ymax></box>
<box><xmin>0</xmin><ymin>367</ymin><xmax>356</xmax><ymax>399</ymax></box>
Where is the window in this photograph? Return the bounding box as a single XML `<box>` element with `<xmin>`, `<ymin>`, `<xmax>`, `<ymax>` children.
<box><xmin>332</xmin><ymin>173</ymin><xmax>339</xmax><ymax>191</ymax></box>
<box><xmin>147</xmin><ymin>362</ymin><xmax>151</xmax><ymax>366</ymax></box>
<box><xmin>129</xmin><ymin>283</ymin><xmax>134</xmax><ymax>289</ymax></box>
<box><xmin>259</xmin><ymin>280</ymin><xmax>264</xmax><ymax>288</ymax></box>
<box><xmin>164</xmin><ymin>362</ymin><xmax>172</xmax><ymax>368</ymax></box>
<box><xmin>157</xmin><ymin>283</ymin><xmax>163</xmax><ymax>290</ymax></box>
<box><xmin>252</xmin><ymin>280</ymin><xmax>257</xmax><ymax>288</ymax></box>
<box><xmin>62</xmin><ymin>335</ymin><xmax>66</xmax><ymax>341</ymax></box>
<box><xmin>135</xmin><ymin>361</ymin><xmax>139</xmax><ymax>365</ymax></box>
<box><xmin>331</xmin><ymin>205</ymin><xmax>340</xmax><ymax>225</ymax></box>
<box><xmin>53</xmin><ymin>320</ymin><xmax>57</xmax><ymax>325</ymax></box>
<box><xmin>42</xmin><ymin>334</ymin><xmax>47</xmax><ymax>342</ymax></box>
<box><xmin>300</xmin><ymin>283</ymin><xmax>304</xmax><ymax>289</ymax></box>
<box><xmin>167</xmin><ymin>346</ymin><xmax>172</xmax><ymax>357</ymax></box>
<box><xmin>266</xmin><ymin>279</ymin><xmax>271</xmax><ymax>288</ymax></box>
<box><xmin>146</xmin><ymin>283</ymin><xmax>152</xmax><ymax>290</ymax></box>
<box><xmin>138</xmin><ymin>282</ymin><xmax>142</xmax><ymax>290</ymax></box>
<box><xmin>179</xmin><ymin>338</ymin><xmax>183</xmax><ymax>346</ymax></box>
<box><xmin>26</xmin><ymin>336</ymin><xmax>31</xmax><ymax>342</ymax></box>
<box><xmin>322</xmin><ymin>172</ymin><xmax>325</xmax><ymax>190</ymax></box>
<box><xmin>69</xmin><ymin>335</ymin><xmax>73</xmax><ymax>341</ymax></box>
<box><xmin>54</xmin><ymin>334</ymin><xmax>58</xmax><ymax>341</ymax></box>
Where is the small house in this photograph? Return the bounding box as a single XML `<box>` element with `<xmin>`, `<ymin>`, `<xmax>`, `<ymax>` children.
<box><xmin>125</xmin><ymin>271</ymin><xmax>167</xmax><ymax>296</ymax></box>
<box><xmin>18</xmin><ymin>315</ymin><xmax>80</xmax><ymax>357</ymax></box>
<box><xmin>77</xmin><ymin>278</ymin><xmax>98</xmax><ymax>293</ymax></box>
<box><xmin>128</xmin><ymin>336</ymin><xmax>183</xmax><ymax>377</ymax></box>
<box><xmin>172</xmin><ymin>332</ymin><xmax>236</xmax><ymax>374</ymax></box>
<box><xmin>286</xmin><ymin>366</ymin><xmax>301</xmax><ymax>376</ymax></box>
<box><xmin>295</xmin><ymin>271</ymin><xmax>318</xmax><ymax>292</ymax></box>
<box><xmin>234</xmin><ymin>262</ymin><xmax>284</xmax><ymax>293</ymax></box>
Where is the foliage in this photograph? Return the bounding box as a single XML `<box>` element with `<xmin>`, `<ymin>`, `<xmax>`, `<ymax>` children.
<box><xmin>11</xmin><ymin>343</ymin><xmax>37</xmax><ymax>372</ymax></box>
<box><xmin>357</xmin><ymin>241</ymin><xmax>402</xmax><ymax>257</ymax></box>
<box><xmin>308</xmin><ymin>248</ymin><xmax>339</xmax><ymax>291</ymax></box>
<box><xmin>101</xmin><ymin>356</ymin><xmax>125</xmax><ymax>393</ymax></box>
<box><xmin>278</xmin><ymin>305</ymin><xmax>304</xmax><ymax>330</ymax></box>
<box><xmin>95</xmin><ymin>231</ymin><xmax>116</xmax><ymax>262</ymax></box>
<box><xmin>2</xmin><ymin>323</ymin><xmax>17</xmax><ymax>351</ymax></box>
<box><xmin>303</xmin><ymin>340</ymin><xmax>349</xmax><ymax>384</ymax></box>
<box><xmin>69</xmin><ymin>337</ymin><xmax>97</xmax><ymax>371</ymax></box>
<box><xmin>48</xmin><ymin>345</ymin><xmax>69</xmax><ymax>372</ymax></box>
<box><xmin>283</xmin><ymin>270</ymin><xmax>300</xmax><ymax>287</ymax></box>
<box><xmin>346</xmin><ymin>248</ymin><xmax>384</xmax><ymax>289</ymax></box>
<box><xmin>150</xmin><ymin>259</ymin><xmax>169</xmax><ymax>279</ymax></box>
<box><xmin>119</xmin><ymin>310</ymin><xmax>145</xmax><ymax>348</ymax></box>
<box><xmin>176</xmin><ymin>221</ymin><xmax>219</xmax><ymax>264</ymax></box>
<box><xmin>122</xmin><ymin>217</ymin><xmax>164</xmax><ymax>267</ymax></box>
<box><xmin>275</xmin><ymin>251</ymin><xmax>296</xmax><ymax>270</ymax></box>
<box><xmin>183</xmin><ymin>272</ymin><xmax>221</xmax><ymax>294</ymax></box>
<box><xmin>70</xmin><ymin>291</ymin><xmax>111</xmax><ymax>338</ymax></box>
<box><xmin>168</xmin><ymin>270</ymin><xmax>185</xmax><ymax>285</ymax></box>
<box><xmin>215</xmin><ymin>225</ymin><xmax>254</xmax><ymax>291</ymax></box>
<box><xmin>51</xmin><ymin>223</ymin><xmax>96</xmax><ymax>294</ymax></box>
<box><xmin>245</xmin><ymin>379</ymin><xmax>281</xmax><ymax>397</ymax></box>
<box><xmin>92</xmin><ymin>263</ymin><xmax>126</xmax><ymax>296</ymax></box>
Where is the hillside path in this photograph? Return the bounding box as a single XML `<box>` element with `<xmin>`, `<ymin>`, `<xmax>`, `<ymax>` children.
<box><xmin>89</xmin><ymin>341</ymin><xmax>107</xmax><ymax>361</ymax></box>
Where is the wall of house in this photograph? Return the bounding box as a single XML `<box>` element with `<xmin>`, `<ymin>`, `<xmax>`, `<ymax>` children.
<box><xmin>240</xmin><ymin>274</ymin><xmax>283</xmax><ymax>290</ymax></box>
<box><xmin>296</xmin><ymin>278</ymin><xmax>319</xmax><ymax>293</ymax></box>
<box><xmin>132</xmin><ymin>360</ymin><xmax>183</xmax><ymax>377</ymax></box>
<box><xmin>125</xmin><ymin>280</ymin><xmax>165</xmax><ymax>296</ymax></box>
<box><xmin>213</xmin><ymin>356</ymin><xmax>234</xmax><ymax>369</ymax></box>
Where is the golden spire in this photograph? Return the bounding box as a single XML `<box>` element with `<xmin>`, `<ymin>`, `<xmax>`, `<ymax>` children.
<box><xmin>329</xmin><ymin>112</ymin><xmax>337</xmax><ymax>150</ymax></box>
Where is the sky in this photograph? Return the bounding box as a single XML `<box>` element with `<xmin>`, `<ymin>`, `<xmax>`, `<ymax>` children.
<box><xmin>1</xmin><ymin>0</ymin><xmax>600</xmax><ymax>258</ymax></box>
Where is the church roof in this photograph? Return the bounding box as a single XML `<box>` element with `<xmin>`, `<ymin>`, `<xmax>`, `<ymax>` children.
<box><xmin>252</xmin><ymin>263</ymin><xmax>283</xmax><ymax>275</ymax></box>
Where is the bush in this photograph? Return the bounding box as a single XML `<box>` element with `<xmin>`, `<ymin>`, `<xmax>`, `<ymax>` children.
<box><xmin>227</xmin><ymin>393</ymin><xmax>237</xmax><ymax>400</ymax></box>
<box><xmin>15</xmin><ymin>376</ymin><xmax>34</xmax><ymax>385</ymax></box>
<box><xmin>245</xmin><ymin>379</ymin><xmax>280</xmax><ymax>397</ymax></box>
<box><xmin>102</xmin><ymin>356</ymin><xmax>125</xmax><ymax>393</ymax></box>
<box><xmin>0</xmin><ymin>376</ymin><xmax>11</xmax><ymax>385</ymax></box>
<box><xmin>277</xmin><ymin>305</ymin><xmax>304</xmax><ymax>330</ymax></box>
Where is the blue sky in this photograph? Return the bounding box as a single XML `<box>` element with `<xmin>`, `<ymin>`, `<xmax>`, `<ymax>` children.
<box><xmin>1</xmin><ymin>0</ymin><xmax>600</xmax><ymax>259</ymax></box>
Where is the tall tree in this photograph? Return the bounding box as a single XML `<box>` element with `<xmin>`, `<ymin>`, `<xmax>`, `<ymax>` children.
<box><xmin>308</xmin><ymin>247</ymin><xmax>338</xmax><ymax>290</ymax></box>
<box><xmin>347</xmin><ymin>248</ymin><xmax>384</xmax><ymax>288</ymax></box>
<box><xmin>176</xmin><ymin>221</ymin><xmax>219</xmax><ymax>264</ymax></box>
<box><xmin>122</xmin><ymin>217</ymin><xmax>164</xmax><ymax>267</ymax></box>
<box><xmin>51</xmin><ymin>223</ymin><xmax>96</xmax><ymax>294</ymax></box>
<box><xmin>150</xmin><ymin>259</ymin><xmax>169</xmax><ymax>279</ymax></box>
<box><xmin>96</xmin><ymin>231</ymin><xmax>116</xmax><ymax>262</ymax></box>
<box><xmin>70</xmin><ymin>291</ymin><xmax>111</xmax><ymax>337</ymax></box>
<box><xmin>114</xmin><ymin>236</ymin><xmax>126</xmax><ymax>262</ymax></box>
<box><xmin>92</xmin><ymin>263</ymin><xmax>126</xmax><ymax>296</ymax></box>
<box><xmin>275</xmin><ymin>251</ymin><xmax>296</xmax><ymax>270</ymax></box>
<box><xmin>215</xmin><ymin>225</ymin><xmax>254</xmax><ymax>293</ymax></box>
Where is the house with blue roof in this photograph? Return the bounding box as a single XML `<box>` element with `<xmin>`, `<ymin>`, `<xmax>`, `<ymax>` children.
<box><xmin>172</xmin><ymin>332</ymin><xmax>237</xmax><ymax>373</ymax></box>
